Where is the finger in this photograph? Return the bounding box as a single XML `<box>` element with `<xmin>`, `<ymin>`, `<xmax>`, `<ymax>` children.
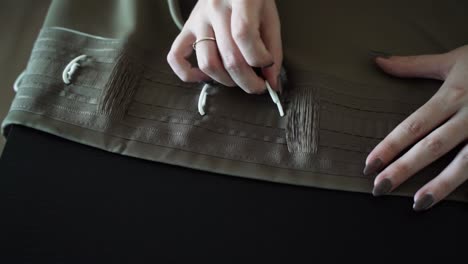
<box><xmin>194</xmin><ymin>28</ymin><xmax>236</xmax><ymax>87</ymax></box>
<box><xmin>211</xmin><ymin>8</ymin><xmax>266</xmax><ymax>94</ymax></box>
<box><xmin>259</xmin><ymin>0</ymin><xmax>283</xmax><ymax>92</ymax></box>
<box><xmin>413</xmin><ymin>142</ymin><xmax>468</xmax><ymax>211</ymax></box>
<box><xmin>372</xmin><ymin>108</ymin><xmax>468</xmax><ymax>197</ymax></box>
<box><xmin>365</xmin><ymin>68</ymin><xmax>468</xmax><ymax>175</ymax></box>
<box><xmin>375</xmin><ymin>53</ymin><xmax>452</xmax><ymax>81</ymax></box>
<box><xmin>167</xmin><ymin>30</ymin><xmax>209</xmax><ymax>82</ymax></box>
<box><xmin>364</xmin><ymin>87</ymin><xmax>459</xmax><ymax>176</ymax></box>
<box><xmin>231</xmin><ymin>0</ymin><xmax>274</xmax><ymax>68</ymax></box>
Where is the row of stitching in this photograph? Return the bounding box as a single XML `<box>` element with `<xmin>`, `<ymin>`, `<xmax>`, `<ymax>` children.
<box><xmin>134</xmin><ymin>83</ymin><xmax>284</xmax><ymax>129</ymax></box>
<box><xmin>117</xmin><ymin>119</ymin><xmax>366</xmax><ymax>173</ymax></box>
<box><xmin>12</xmin><ymin>98</ymin><xmax>97</xmax><ymax>117</ymax></box>
<box><xmin>18</xmin><ymin>86</ymin><xmax>98</xmax><ymax>105</ymax></box>
<box><xmin>29</xmin><ymin>53</ymin><xmax>116</xmax><ymax>64</ymax></box>
<box><xmin>127</xmin><ymin>104</ymin><xmax>285</xmax><ymax>144</ymax></box>
<box><xmin>321</xmin><ymin>98</ymin><xmax>410</xmax><ymax>116</ymax></box>
<box><xmin>322</xmin><ymin>104</ymin><xmax>406</xmax><ymax>121</ymax></box>
<box><xmin>13</xmin><ymin>91</ymin><xmax>383</xmax><ymax>153</ymax></box>
<box><xmin>39</xmin><ymin>28</ymin><xmax>121</xmax><ymax>44</ymax></box>
<box><xmin>295</xmin><ymin>82</ymin><xmax>429</xmax><ymax>107</ymax></box>
<box><xmin>319</xmin><ymin>88</ymin><xmax>419</xmax><ymax>114</ymax></box>
<box><xmin>321</xmin><ymin>109</ymin><xmax>401</xmax><ymax>140</ymax></box>
<box><xmin>13</xmin><ymin>99</ymin><xmax>366</xmax><ymax>158</ymax></box>
<box><xmin>291</xmin><ymin>67</ymin><xmax>436</xmax><ymax>101</ymax></box>
<box><xmin>19</xmin><ymin>84</ymin><xmax>385</xmax><ymax>148</ymax></box>
<box><xmin>125</xmin><ymin>113</ymin><xmax>286</xmax><ymax>145</ymax></box>
<box><xmin>321</xmin><ymin>128</ymin><xmax>385</xmax><ymax>141</ymax></box>
<box><xmin>12</xmin><ymin>97</ymin><xmax>365</xmax><ymax>170</ymax></box>
<box><xmin>132</xmin><ymin>100</ymin><xmax>285</xmax><ymax>131</ymax></box>
<box><xmin>31</xmin><ymin>49</ymin><xmax>117</xmax><ymax>62</ymax></box>
<box><xmin>19</xmin><ymin>73</ymin><xmax>106</xmax><ymax>92</ymax></box>
<box><xmin>33</xmin><ymin>40</ymin><xmax>118</xmax><ymax>52</ymax></box>
<box><xmin>9</xmin><ymin>106</ymin><xmax>375</xmax><ymax>181</ymax></box>
<box><xmin>11</xmin><ymin>98</ymin><xmax>368</xmax><ymax>172</ymax></box>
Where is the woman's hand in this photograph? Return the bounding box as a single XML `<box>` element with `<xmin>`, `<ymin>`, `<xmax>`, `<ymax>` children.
<box><xmin>167</xmin><ymin>0</ymin><xmax>283</xmax><ymax>94</ymax></box>
<box><xmin>365</xmin><ymin>45</ymin><xmax>468</xmax><ymax>211</ymax></box>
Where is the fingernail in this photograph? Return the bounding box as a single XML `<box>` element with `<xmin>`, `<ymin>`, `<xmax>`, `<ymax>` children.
<box><xmin>413</xmin><ymin>194</ymin><xmax>435</xmax><ymax>212</ymax></box>
<box><xmin>276</xmin><ymin>74</ymin><xmax>283</xmax><ymax>94</ymax></box>
<box><xmin>369</xmin><ymin>50</ymin><xmax>392</xmax><ymax>59</ymax></box>
<box><xmin>262</xmin><ymin>62</ymin><xmax>275</xmax><ymax>69</ymax></box>
<box><xmin>372</xmin><ymin>178</ymin><xmax>392</xmax><ymax>197</ymax></box>
<box><xmin>363</xmin><ymin>158</ymin><xmax>383</xmax><ymax>176</ymax></box>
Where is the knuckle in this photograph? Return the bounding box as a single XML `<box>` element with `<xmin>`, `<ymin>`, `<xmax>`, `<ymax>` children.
<box><xmin>422</xmin><ymin>136</ymin><xmax>444</xmax><ymax>156</ymax></box>
<box><xmin>223</xmin><ymin>56</ymin><xmax>243</xmax><ymax>72</ymax></box>
<box><xmin>178</xmin><ymin>72</ymin><xmax>192</xmax><ymax>82</ymax></box>
<box><xmin>445</xmin><ymin>83</ymin><xmax>467</xmax><ymax>105</ymax></box>
<box><xmin>199</xmin><ymin>58</ymin><xmax>219</xmax><ymax>73</ymax></box>
<box><xmin>380</xmin><ymin>139</ymin><xmax>400</xmax><ymax>155</ymax></box>
<box><xmin>207</xmin><ymin>0</ymin><xmax>223</xmax><ymax>9</ymax></box>
<box><xmin>233</xmin><ymin>23</ymin><xmax>252</xmax><ymax>42</ymax></box>
<box><xmin>392</xmin><ymin>162</ymin><xmax>410</xmax><ymax>176</ymax></box>
<box><xmin>402</xmin><ymin>119</ymin><xmax>425</xmax><ymax>138</ymax></box>
<box><xmin>460</xmin><ymin>151</ymin><xmax>468</xmax><ymax>165</ymax></box>
<box><xmin>166</xmin><ymin>51</ymin><xmax>176</xmax><ymax>66</ymax></box>
<box><xmin>437</xmin><ymin>179</ymin><xmax>453</xmax><ymax>194</ymax></box>
<box><xmin>167</xmin><ymin>52</ymin><xmax>191</xmax><ymax>82</ymax></box>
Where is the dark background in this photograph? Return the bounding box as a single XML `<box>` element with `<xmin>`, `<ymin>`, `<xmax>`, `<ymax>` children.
<box><xmin>0</xmin><ymin>125</ymin><xmax>466</xmax><ymax>263</ymax></box>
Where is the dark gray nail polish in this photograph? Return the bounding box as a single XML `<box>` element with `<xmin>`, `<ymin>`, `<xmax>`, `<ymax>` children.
<box><xmin>413</xmin><ymin>194</ymin><xmax>435</xmax><ymax>212</ymax></box>
<box><xmin>363</xmin><ymin>158</ymin><xmax>383</xmax><ymax>176</ymax></box>
<box><xmin>372</xmin><ymin>178</ymin><xmax>392</xmax><ymax>197</ymax></box>
<box><xmin>369</xmin><ymin>50</ymin><xmax>392</xmax><ymax>59</ymax></box>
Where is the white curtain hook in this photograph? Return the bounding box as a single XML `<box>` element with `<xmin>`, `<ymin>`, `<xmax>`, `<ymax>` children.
<box><xmin>265</xmin><ymin>80</ymin><xmax>284</xmax><ymax>117</ymax></box>
<box><xmin>62</xmin><ymin>54</ymin><xmax>88</xmax><ymax>84</ymax></box>
<box><xmin>198</xmin><ymin>83</ymin><xmax>210</xmax><ymax>116</ymax></box>
<box><xmin>13</xmin><ymin>71</ymin><xmax>26</xmax><ymax>92</ymax></box>
<box><xmin>198</xmin><ymin>81</ymin><xmax>283</xmax><ymax>117</ymax></box>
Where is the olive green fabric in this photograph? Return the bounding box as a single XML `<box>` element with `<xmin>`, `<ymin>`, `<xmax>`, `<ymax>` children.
<box><xmin>2</xmin><ymin>0</ymin><xmax>468</xmax><ymax>202</ymax></box>
<box><xmin>0</xmin><ymin>0</ymin><xmax>50</xmax><ymax>153</ymax></box>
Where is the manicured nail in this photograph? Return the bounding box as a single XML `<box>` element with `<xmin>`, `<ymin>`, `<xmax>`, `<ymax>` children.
<box><xmin>413</xmin><ymin>194</ymin><xmax>435</xmax><ymax>212</ymax></box>
<box><xmin>369</xmin><ymin>50</ymin><xmax>392</xmax><ymax>59</ymax></box>
<box><xmin>372</xmin><ymin>178</ymin><xmax>392</xmax><ymax>197</ymax></box>
<box><xmin>262</xmin><ymin>62</ymin><xmax>275</xmax><ymax>69</ymax></box>
<box><xmin>363</xmin><ymin>158</ymin><xmax>383</xmax><ymax>176</ymax></box>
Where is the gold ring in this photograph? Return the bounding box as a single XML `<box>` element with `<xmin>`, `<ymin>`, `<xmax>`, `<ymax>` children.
<box><xmin>192</xmin><ymin>37</ymin><xmax>216</xmax><ymax>50</ymax></box>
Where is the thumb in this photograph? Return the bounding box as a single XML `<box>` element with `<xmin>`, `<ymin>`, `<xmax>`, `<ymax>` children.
<box><xmin>375</xmin><ymin>52</ymin><xmax>453</xmax><ymax>81</ymax></box>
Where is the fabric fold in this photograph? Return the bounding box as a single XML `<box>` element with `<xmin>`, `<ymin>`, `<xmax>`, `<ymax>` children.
<box><xmin>3</xmin><ymin>0</ymin><xmax>468</xmax><ymax>202</ymax></box>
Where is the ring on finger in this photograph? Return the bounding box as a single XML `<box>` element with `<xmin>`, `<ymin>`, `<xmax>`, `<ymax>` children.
<box><xmin>192</xmin><ymin>37</ymin><xmax>217</xmax><ymax>50</ymax></box>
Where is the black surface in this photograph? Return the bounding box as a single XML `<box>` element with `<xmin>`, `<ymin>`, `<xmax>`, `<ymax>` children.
<box><xmin>0</xmin><ymin>125</ymin><xmax>467</xmax><ymax>263</ymax></box>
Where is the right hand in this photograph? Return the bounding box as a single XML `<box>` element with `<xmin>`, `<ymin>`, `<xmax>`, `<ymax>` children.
<box><xmin>167</xmin><ymin>0</ymin><xmax>283</xmax><ymax>94</ymax></box>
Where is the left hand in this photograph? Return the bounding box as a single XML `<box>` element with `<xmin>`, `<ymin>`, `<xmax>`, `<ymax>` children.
<box><xmin>364</xmin><ymin>45</ymin><xmax>468</xmax><ymax>211</ymax></box>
